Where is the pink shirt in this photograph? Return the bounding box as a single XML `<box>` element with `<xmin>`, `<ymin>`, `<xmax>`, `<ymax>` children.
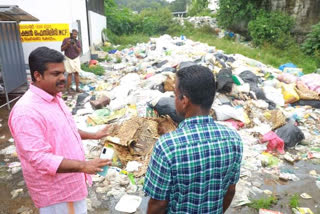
<box><xmin>8</xmin><ymin>84</ymin><xmax>90</xmax><ymax>208</ymax></box>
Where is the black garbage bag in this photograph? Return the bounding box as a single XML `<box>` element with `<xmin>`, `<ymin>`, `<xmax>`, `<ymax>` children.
<box><xmin>152</xmin><ymin>60</ymin><xmax>168</xmax><ymax>68</ymax></box>
<box><xmin>275</xmin><ymin>121</ymin><xmax>305</xmax><ymax>148</ymax></box>
<box><xmin>227</xmin><ymin>57</ymin><xmax>236</xmax><ymax>63</ymax></box>
<box><xmin>216</xmin><ymin>68</ymin><xmax>233</xmax><ymax>93</ymax></box>
<box><xmin>160</xmin><ymin>67</ymin><xmax>176</xmax><ymax>73</ymax></box>
<box><xmin>239</xmin><ymin>70</ymin><xmax>260</xmax><ymax>85</ymax></box>
<box><xmin>151</xmin><ymin>83</ymin><xmax>165</xmax><ymax>93</ymax></box>
<box><xmin>72</xmin><ymin>93</ymin><xmax>90</xmax><ymax>115</ymax></box>
<box><xmin>150</xmin><ymin>97</ymin><xmax>184</xmax><ymax>123</ymax></box>
<box><xmin>179</xmin><ymin>61</ymin><xmax>197</xmax><ymax>70</ymax></box>
<box><xmin>240</xmin><ymin>70</ymin><xmax>276</xmax><ymax>110</ymax></box>
<box><xmin>291</xmin><ymin>100</ymin><xmax>320</xmax><ymax>109</ymax></box>
<box><xmin>214</xmin><ymin>53</ymin><xmax>229</xmax><ymax>62</ymax></box>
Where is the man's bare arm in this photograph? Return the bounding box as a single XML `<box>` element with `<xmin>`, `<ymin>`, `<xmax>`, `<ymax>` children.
<box><xmin>223</xmin><ymin>184</ymin><xmax>236</xmax><ymax>213</ymax></box>
<box><xmin>147</xmin><ymin>198</ymin><xmax>168</xmax><ymax>214</ymax></box>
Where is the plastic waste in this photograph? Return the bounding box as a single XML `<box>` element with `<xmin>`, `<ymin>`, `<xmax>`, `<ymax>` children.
<box><xmin>277</xmin><ymin>73</ymin><xmax>298</xmax><ymax>84</ymax></box>
<box><xmin>261</xmin><ymin>131</ymin><xmax>285</xmax><ymax>154</ymax></box>
<box><xmin>275</xmin><ymin>121</ymin><xmax>305</xmax><ymax>148</ymax></box>
<box><xmin>300</xmin><ymin>73</ymin><xmax>320</xmax><ymax>94</ymax></box>
<box><xmin>214</xmin><ymin>105</ymin><xmax>246</xmax><ymax>123</ymax></box>
<box><xmin>281</xmin><ymin>83</ymin><xmax>300</xmax><ymax>104</ymax></box>
<box><xmin>217</xmin><ymin>68</ymin><xmax>233</xmax><ymax>93</ymax></box>
<box><xmin>292</xmin><ymin>207</ymin><xmax>314</xmax><ymax>214</ymax></box>
<box><xmin>291</xmin><ymin>100</ymin><xmax>320</xmax><ymax>109</ymax></box>
<box><xmin>283</xmin><ymin>67</ymin><xmax>304</xmax><ymax>77</ymax></box>
<box><xmin>151</xmin><ymin>97</ymin><xmax>184</xmax><ymax>123</ymax></box>
<box><xmin>279</xmin><ymin>63</ymin><xmax>297</xmax><ymax>71</ymax></box>
<box><xmin>259</xmin><ymin>209</ymin><xmax>283</xmax><ymax>214</ymax></box>
<box><xmin>115</xmin><ymin>194</ymin><xmax>142</xmax><ymax>213</ymax></box>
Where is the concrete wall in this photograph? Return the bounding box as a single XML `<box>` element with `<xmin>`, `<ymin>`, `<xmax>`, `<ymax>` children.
<box><xmin>0</xmin><ymin>0</ymin><xmax>91</xmax><ymax>63</ymax></box>
<box><xmin>88</xmin><ymin>11</ymin><xmax>106</xmax><ymax>46</ymax></box>
<box><xmin>262</xmin><ymin>0</ymin><xmax>320</xmax><ymax>35</ymax></box>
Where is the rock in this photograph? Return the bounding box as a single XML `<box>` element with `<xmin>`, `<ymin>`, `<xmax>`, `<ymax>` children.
<box><xmin>90</xmin><ymin>96</ymin><xmax>110</xmax><ymax>110</ymax></box>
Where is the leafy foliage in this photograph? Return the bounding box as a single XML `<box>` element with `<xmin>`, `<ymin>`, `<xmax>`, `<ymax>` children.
<box><xmin>302</xmin><ymin>22</ymin><xmax>320</xmax><ymax>60</ymax></box>
<box><xmin>105</xmin><ymin>0</ymin><xmax>176</xmax><ymax>36</ymax></box>
<box><xmin>105</xmin><ymin>3</ymin><xmax>138</xmax><ymax>35</ymax></box>
<box><xmin>217</xmin><ymin>0</ymin><xmax>261</xmax><ymax>29</ymax></box>
<box><xmin>188</xmin><ymin>0</ymin><xmax>209</xmax><ymax>16</ymax></box>
<box><xmin>248</xmin><ymin>11</ymin><xmax>295</xmax><ymax>48</ymax></box>
<box><xmin>137</xmin><ymin>8</ymin><xmax>175</xmax><ymax>35</ymax></box>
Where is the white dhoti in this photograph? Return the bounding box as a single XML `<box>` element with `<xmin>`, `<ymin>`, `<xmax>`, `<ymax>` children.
<box><xmin>64</xmin><ymin>56</ymin><xmax>81</xmax><ymax>74</ymax></box>
<box><xmin>39</xmin><ymin>199</ymin><xmax>87</xmax><ymax>214</ymax></box>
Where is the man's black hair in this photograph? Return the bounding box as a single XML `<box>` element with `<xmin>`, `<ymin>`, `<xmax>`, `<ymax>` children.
<box><xmin>176</xmin><ymin>65</ymin><xmax>216</xmax><ymax>110</ymax></box>
<box><xmin>29</xmin><ymin>47</ymin><xmax>65</xmax><ymax>82</ymax></box>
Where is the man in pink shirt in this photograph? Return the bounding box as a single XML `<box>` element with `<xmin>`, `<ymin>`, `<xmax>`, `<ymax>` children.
<box><xmin>9</xmin><ymin>47</ymin><xmax>110</xmax><ymax>214</ymax></box>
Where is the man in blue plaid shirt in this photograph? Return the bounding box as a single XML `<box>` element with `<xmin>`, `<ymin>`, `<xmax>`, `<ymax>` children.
<box><xmin>143</xmin><ymin>65</ymin><xmax>243</xmax><ymax>214</ymax></box>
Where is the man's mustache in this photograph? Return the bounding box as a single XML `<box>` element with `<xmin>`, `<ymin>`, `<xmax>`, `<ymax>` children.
<box><xmin>56</xmin><ymin>81</ymin><xmax>65</xmax><ymax>86</ymax></box>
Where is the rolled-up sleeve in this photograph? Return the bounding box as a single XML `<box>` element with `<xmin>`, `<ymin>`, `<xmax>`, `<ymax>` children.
<box><xmin>11</xmin><ymin>115</ymin><xmax>63</xmax><ymax>176</ymax></box>
<box><xmin>143</xmin><ymin>142</ymin><xmax>172</xmax><ymax>201</ymax></box>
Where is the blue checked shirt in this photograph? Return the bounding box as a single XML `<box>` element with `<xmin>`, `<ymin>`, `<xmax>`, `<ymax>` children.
<box><xmin>143</xmin><ymin>116</ymin><xmax>243</xmax><ymax>214</ymax></box>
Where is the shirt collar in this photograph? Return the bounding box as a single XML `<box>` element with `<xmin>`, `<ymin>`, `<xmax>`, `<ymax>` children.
<box><xmin>178</xmin><ymin>115</ymin><xmax>214</xmax><ymax>128</ymax></box>
<box><xmin>29</xmin><ymin>84</ymin><xmax>62</xmax><ymax>102</ymax></box>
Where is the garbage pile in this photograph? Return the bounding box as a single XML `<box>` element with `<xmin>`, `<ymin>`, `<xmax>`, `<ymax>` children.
<box><xmin>175</xmin><ymin>16</ymin><xmax>219</xmax><ymax>29</ymax></box>
<box><xmin>1</xmin><ymin>34</ymin><xmax>320</xmax><ymax>213</ymax></box>
<box><xmin>174</xmin><ymin>16</ymin><xmax>244</xmax><ymax>41</ymax></box>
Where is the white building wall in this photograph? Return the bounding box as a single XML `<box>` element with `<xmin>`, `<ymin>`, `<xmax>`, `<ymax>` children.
<box><xmin>0</xmin><ymin>0</ymin><xmax>91</xmax><ymax>63</ymax></box>
<box><xmin>88</xmin><ymin>11</ymin><xmax>106</xmax><ymax>46</ymax></box>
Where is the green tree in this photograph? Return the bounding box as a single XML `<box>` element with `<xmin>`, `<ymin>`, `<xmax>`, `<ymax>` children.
<box><xmin>217</xmin><ymin>0</ymin><xmax>263</xmax><ymax>29</ymax></box>
<box><xmin>248</xmin><ymin>11</ymin><xmax>295</xmax><ymax>47</ymax></box>
<box><xmin>188</xmin><ymin>0</ymin><xmax>209</xmax><ymax>16</ymax></box>
<box><xmin>302</xmin><ymin>22</ymin><xmax>320</xmax><ymax>67</ymax></box>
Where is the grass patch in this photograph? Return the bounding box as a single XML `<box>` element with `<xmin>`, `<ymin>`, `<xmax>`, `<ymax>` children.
<box><xmin>248</xmin><ymin>196</ymin><xmax>278</xmax><ymax>210</ymax></box>
<box><xmin>105</xmin><ymin>31</ymin><xmax>151</xmax><ymax>50</ymax></box>
<box><xmin>289</xmin><ymin>194</ymin><xmax>300</xmax><ymax>208</ymax></box>
<box><xmin>81</xmin><ymin>64</ymin><xmax>105</xmax><ymax>76</ymax></box>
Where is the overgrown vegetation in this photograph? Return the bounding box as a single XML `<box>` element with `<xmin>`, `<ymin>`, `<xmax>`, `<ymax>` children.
<box><xmin>105</xmin><ymin>0</ymin><xmax>179</xmax><ymax>37</ymax></box>
<box><xmin>248</xmin><ymin>11</ymin><xmax>295</xmax><ymax>48</ymax></box>
<box><xmin>289</xmin><ymin>194</ymin><xmax>300</xmax><ymax>208</ymax></box>
<box><xmin>248</xmin><ymin>196</ymin><xmax>278</xmax><ymax>210</ymax></box>
<box><xmin>188</xmin><ymin>0</ymin><xmax>209</xmax><ymax>16</ymax></box>
<box><xmin>302</xmin><ymin>22</ymin><xmax>320</xmax><ymax>67</ymax></box>
<box><xmin>217</xmin><ymin>0</ymin><xmax>296</xmax><ymax>49</ymax></box>
<box><xmin>217</xmin><ymin>0</ymin><xmax>261</xmax><ymax>29</ymax></box>
<box><xmin>81</xmin><ymin>64</ymin><xmax>105</xmax><ymax>76</ymax></box>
